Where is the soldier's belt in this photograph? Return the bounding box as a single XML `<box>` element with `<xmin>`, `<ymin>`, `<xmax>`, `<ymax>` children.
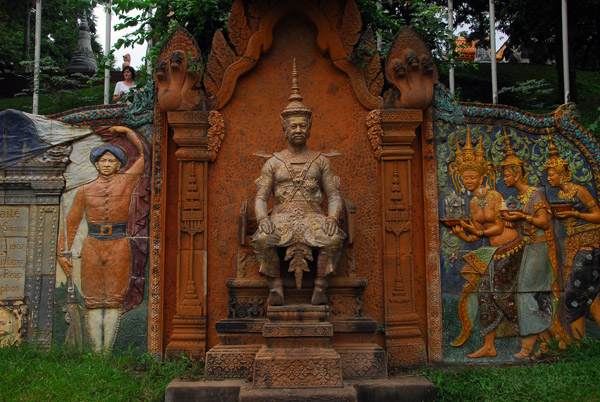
<box><xmin>88</xmin><ymin>222</ymin><xmax>127</xmax><ymax>240</ymax></box>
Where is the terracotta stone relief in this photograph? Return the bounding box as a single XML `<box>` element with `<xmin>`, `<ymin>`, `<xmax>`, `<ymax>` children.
<box><xmin>150</xmin><ymin>0</ymin><xmax>438</xmax><ymax>371</ymax></box>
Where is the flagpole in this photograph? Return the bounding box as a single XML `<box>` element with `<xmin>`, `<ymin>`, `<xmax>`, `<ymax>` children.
<box><xmin>489</xmin><ymin>0</ymin><xmax>498</xmax><ymax>104</ymax></box>
<box><xmin>448</xmin><ymin>0</ymin><xmax>455</xmax><ymax>96</ymax></box>
<box><xmin>32</xmin><ymin>0</ymin><xmax>42</xmax><ymax>114</ymax></box>
<box><xmin>561</xmin><ymin>0</ymin><xmax>570</xmax><ymax>103</ymax></box>
<box><xmin>104</xmin><ymin>1</ymin><xmax>112</xmax><ymax>105</ymax></box>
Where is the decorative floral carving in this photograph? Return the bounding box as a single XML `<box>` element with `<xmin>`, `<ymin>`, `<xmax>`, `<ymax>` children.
<box><xmin>366</xmin><ymin>109</ymin><xmax>383</xmax><ymax>159</ymax></box>
<box><xmin>228</xmin><ymin>295</ymin><xmax>266</xmax><ymax>318</ymax></box>
<box><xmin>207</xmin><ymin>110</ymin><xmax>225</xmax><ymax>162</ymax></box>
<box><xmin>205</xmin><ymin>351</ymin><xmax>256</xmax><ymax>379</ymax></box>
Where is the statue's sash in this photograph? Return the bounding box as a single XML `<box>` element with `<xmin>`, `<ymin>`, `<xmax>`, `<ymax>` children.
<box><xmin>452</xmin><ymin>246</ymin><xmax>497</xmax><ymax>347</ymax></box>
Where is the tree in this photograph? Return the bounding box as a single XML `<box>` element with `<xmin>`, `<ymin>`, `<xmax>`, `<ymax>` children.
<box><xmin>111</xmin><ymin>0</ymin><xmax>454</xmax><ymax>70</ymax></box>
<box><xmin>0</xmin><ymin>0</ymin><xmax>102</xmax><ymax>72</ymax></box>
<box><xmin>443</xmin><ymin>0</ymin><xmax>600</xmax><ymax>103</ymax></box>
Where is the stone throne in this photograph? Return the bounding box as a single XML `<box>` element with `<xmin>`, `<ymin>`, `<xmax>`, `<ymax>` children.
<box><xmin>206</xmin><ymin>164</ymin><xmax>387</xmax><ymax>384</ymax></box>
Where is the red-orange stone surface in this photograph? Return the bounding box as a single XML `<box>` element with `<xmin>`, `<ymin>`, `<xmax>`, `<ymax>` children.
<box><xmin>206</xmin><ymin>16</ymin><xmax>384</xmax><ymax>350</ymax></box>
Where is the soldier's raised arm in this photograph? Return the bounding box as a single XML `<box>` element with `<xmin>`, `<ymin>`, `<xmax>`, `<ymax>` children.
<box><xmin>109</xmin><ymin>126</ymin><xmax>145</xmax><ymax>176</ymax></box>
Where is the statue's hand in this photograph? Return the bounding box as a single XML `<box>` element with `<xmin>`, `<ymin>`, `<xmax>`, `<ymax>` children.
<box><xmin>259</xmin><ymin>218</ymin><xmax>275</xmax><ymax>235</ymax></box>
<box><xmin>56</xmin><ymin>255</ymin><xmax>73</xmax><ymax>277</ymax></box>
<box><xmin>501</xmin><ymin>210</ymin><xmax>523</xmax><ymax>222</ymax></box>
<box><xmin>324</xmin><ymin>218</ymin><xmax>338</xmax><ymax>236</ymax></box>
<box><xmin>451</xmin><ymin>225</ymin><xmax>469</xmax><ymax>242</ymax></box>
<box><xmin>459</xmin><ymin>219</ymin><xmax>478</xmax><ymax>235</ymax></box>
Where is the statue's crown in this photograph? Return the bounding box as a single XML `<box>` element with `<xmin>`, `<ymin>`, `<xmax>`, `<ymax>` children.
<box><xmin>454</xmin><ymin>126</ymin><xmax>487</xmax><ymax>175</ymax></box>
<box><xmin>500</xmin><ymin>128</ymin><xmax>528</xmax><ymax>183</ymax></box>
<box><xmin>500</xmin><ymin>129</ymin><xmax>524</xmax><ymax>167</ymax></box>
<box><xmin>543</xmin><ymin>133</ymin><xmax>572</xmax><ymax>180</ymax></box>
<box><xmin>281</xmin><ymin>58</ymin><xmax>312</xmax><ymax>119</ymax></box>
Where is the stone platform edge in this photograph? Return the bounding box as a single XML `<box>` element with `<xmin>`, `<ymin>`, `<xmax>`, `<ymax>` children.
<box><xmin>165</xmin><ymin>376</ymin><xmax>436</xmax><ymax>402</ymax></box>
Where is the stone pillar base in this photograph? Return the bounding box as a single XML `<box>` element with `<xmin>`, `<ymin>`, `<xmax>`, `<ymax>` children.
<box><xmin>165</xmin><ymin>315</ymin><xmax>206</xmax><ymax>358</ymax></box>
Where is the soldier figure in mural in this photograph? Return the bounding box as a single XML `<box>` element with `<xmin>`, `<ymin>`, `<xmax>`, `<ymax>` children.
<box><xmin>252</xmin><ymin>61</ymin><xmax>346</xmax><ymax>306</ymax></box>
<box><xmin>545</xmin><ymin>137</ymin><xmax>600</xmax><ymax>340</ymax></box>
<box><xmin>500</xmin><ymin>134</ymin><xmax>557</xmax><ymax>358</ymax></box>
<box><xmin>57</xmin><ymin>126</ymin><xmax>146</xmax><ymax>352</ymax></box>
<box><xmin>449</xmin><ymin>128</ymin><xmax>524</xmax><ymax>358</ymax></box>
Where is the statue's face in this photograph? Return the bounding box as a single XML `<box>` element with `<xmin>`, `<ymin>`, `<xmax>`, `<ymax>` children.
<box><xmin>546</xmin><ymin>167</ymin><xmax>563</xmax><ymax>187</ymax></box>
<box><xmin>95</xmin><ymin>152</ymin><xmax>121</xmax><ymax>177</ymax></box>
<box><xmin>284</xmin><ymin>115</ymin><xmax>310</xmax><ymax>146</ymax></box>
<box><xmin>503</xmin><ymin>168</ymin><xmax>518</xmax><ymax>188</ymax></box>
<box><xmin>461</xmin><ymin>170</ymin><xmax>483</xmax><ymax>192</ymax></box>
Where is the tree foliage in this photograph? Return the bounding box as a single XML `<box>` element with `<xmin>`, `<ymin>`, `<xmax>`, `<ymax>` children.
<box><xmin>0</xmin><ymin>0</ymin><xmax>102</xmax><ymax>72</ymax></box>
<box><xmin>111</xmin><ymin>0</ymin><xmax>454</xmax><ymax>66</ymax></box>
<box><xmin>443</xmin><ymin>0</ymin><xmax>600</xmax><ymax>102</ymax></box>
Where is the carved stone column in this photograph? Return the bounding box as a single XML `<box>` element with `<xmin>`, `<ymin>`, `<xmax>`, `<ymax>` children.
<box><xmin>380</xmin><ymin>109</ymin><xmax>427</xmax><ymax>367</ymax></box>
<box><xmin>165</xmin><ymin>111</ymin><xmax>210</xmax><ymax>357</ymax></box>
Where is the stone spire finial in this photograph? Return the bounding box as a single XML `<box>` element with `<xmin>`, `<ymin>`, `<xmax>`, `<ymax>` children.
<box><xmin>544</xmin><ymin>131</ymin><xmax>572</xmax><ymax>180</ymax></box>
<box><xmin>500</xmin><ymin>128</ymin><xmax>525</xmax><ymax>168</ymax></box>
<box><xmin>281</xmin><ymin>58</ymin><xmax>312</xmax><ymax>119</ymax></box>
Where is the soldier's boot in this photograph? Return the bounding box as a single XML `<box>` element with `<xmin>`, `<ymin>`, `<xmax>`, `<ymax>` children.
<box><xmin>103</xmin><ymin>308</ymin><xmax>122</xmax><ymax>351</ymax></box>
<box><xmin>311</xmin><ymin>276</ymin><xmax>329</xmax><ymax>305</ymax></box>
<box><xmin>86</xmin><ymin>308</ymin><xmax>104</xmax><ymax>354</ymax></box>
<box><xmin>267</xmin><ymin>277</ymin><xmax>284</xmax><ymax>306</ymax></box>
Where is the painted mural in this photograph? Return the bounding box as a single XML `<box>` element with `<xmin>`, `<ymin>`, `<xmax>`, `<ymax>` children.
<box><xmin>435</xmin><ymin>98</ymin><xmax>600</xmax><ymax>362</ymax></box>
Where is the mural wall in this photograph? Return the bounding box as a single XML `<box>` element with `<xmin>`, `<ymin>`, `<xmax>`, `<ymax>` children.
<box><xmin>0</xmin><ymin>85</ymin><xmax>153</xmax><ymax>353</ymax></box>
<box><xmin>435</xmin><ymin>99</ymin><xmax>600</xmax><ymax>362</ymax></box>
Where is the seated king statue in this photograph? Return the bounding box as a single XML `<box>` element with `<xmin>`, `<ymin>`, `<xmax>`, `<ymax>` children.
<box><xmin>252</xmin><ymin>61</ymin><xmax>346</xmax><ymax>306</ymax></box>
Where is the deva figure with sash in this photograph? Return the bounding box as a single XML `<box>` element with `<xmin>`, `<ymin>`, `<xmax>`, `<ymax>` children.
<box><xmin>450</xmin><ymin>128</ymin><xmax>524</xmax><ymax>358</ymax></box>
<box><xmin>545</xmin><ymin>138</ymin><xmax>600</xmax><ymax>339</ymax></box>
<box><xmin>500</xmin><ymin>134</ymin><xmax>563</xmax><ymax>358</ymax></box>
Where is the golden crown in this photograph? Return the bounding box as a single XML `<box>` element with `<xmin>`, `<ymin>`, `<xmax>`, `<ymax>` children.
<box><xmin>453</xmin><ymin>126</ymin><xmax>488</xmax><ymax>176</ymax></box>
<box><xmin>500</xmin><ymin>129</ymin><xmax>528</xmax><ymax>183</ymax></box>
<box><xmin>543</xmin><ymin>134</ymin><xmax>572</xmax><ymax>181</ymax></box>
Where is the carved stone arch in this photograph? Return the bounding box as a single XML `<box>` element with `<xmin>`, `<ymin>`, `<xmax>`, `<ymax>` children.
<box><xmin>211</xmin><ymin>0</ymin><xmax>382</xmax><ymax>110</ymax></box>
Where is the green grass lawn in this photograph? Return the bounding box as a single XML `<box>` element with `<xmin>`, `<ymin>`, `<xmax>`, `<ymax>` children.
<box><xmin>0</xmin><ymin>343</ymin><xmax>202</xmax><ymax>402</ymax></box>
<box><xmin>421</xmin><ymin>337</ymin><xmax>600</xmax><ymax>401</ymax></box>
<box><xmin>1</xmin><ymin>339</ymin><xmax>599</xmax><ymax>401</ymax></box>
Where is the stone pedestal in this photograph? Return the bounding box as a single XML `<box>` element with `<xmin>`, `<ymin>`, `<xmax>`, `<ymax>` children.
<box><xmin>253</xmin><ymin>304</ymin><xmax>343</xmax><ymax>388</ymax></box>
<box><xmin>205</xmin><ymin>276</ymin><xmax>387</xmax><ymax>380</ymax></box>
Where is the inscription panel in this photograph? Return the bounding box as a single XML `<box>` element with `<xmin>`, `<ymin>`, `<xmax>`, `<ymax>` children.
<box><xmin>0</xmin><ymin>206</ymin><xmax>28</xmax><ymax>237</ymax></box>
<box><xmin>0</xmin><ymin>238</ymin><xmax>27</xmax><ymax>300</ymax></box>
<box><xmin>0</xmin><ymin>207</ymin><xmax>28</xmax><ymax>300</ymax></box>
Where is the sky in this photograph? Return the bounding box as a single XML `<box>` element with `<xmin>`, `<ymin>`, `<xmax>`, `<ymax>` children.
<box><xmin>93</xmin><ymin>4</ymin><xmax>148</xmax><ymax>72</ymax></box>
